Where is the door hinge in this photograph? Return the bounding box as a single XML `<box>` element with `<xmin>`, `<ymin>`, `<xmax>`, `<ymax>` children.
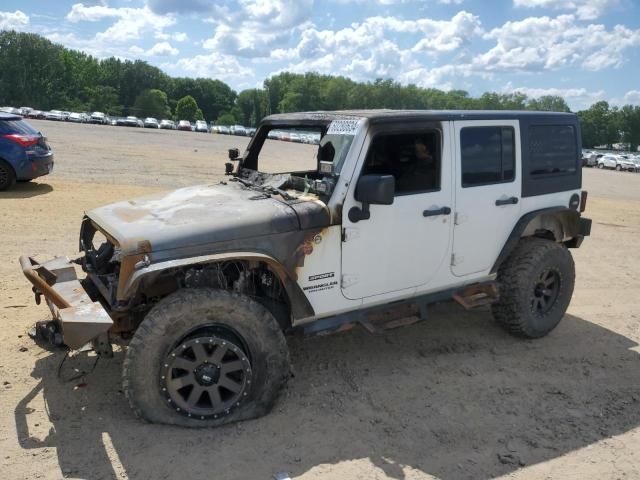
<box><xmin>341</xmin><ymin>274</ymin><xmax>358</xmax><ymax>288</ymax></box>
<box><xmin>454</xmin><ymin>212</ymin><xmax>466</xmax><ymax>225</ymax></box>
<box><xmin>451</xmin><ymin>253</ymin><xmax>463</xmax><ymax>266</ymax></box>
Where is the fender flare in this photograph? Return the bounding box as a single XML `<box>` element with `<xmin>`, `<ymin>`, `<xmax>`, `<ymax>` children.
<box><xmin>122</xmin><ymin>251</ymin><xmax>315</xmax><ymax>320</ymax></box>
<box><xmin>491</xmin><ymin>206</ymin><xmax>583</xmax><ymax>274</ymax></box>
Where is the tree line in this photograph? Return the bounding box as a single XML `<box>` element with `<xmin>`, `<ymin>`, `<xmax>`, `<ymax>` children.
<box><xmin>1</xmin><ymin>30</ymin><xmax>638</xmax><ymax>149</ymax></box>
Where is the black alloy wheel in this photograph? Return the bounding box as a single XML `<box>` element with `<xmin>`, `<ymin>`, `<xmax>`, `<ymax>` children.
<box><xmin>162</xmin><ymin>332</ymin><xmax>252</xmax><ymax>420</ymax></box>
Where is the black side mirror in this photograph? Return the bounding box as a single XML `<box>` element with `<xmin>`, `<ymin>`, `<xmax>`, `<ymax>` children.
<box><xmin>228</xmin><ymin>148</ymin><xmax>240</xmax><ymax>160</ymax></box>
<box><xmin>349</xmin><ymin>174</ymin><xmax>395</xmax><ymax>223</ymax></box>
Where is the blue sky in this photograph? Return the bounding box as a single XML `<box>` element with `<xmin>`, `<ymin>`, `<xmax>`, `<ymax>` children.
<box><xmin>1</xmin><ymin>0</ymin><xmax>639</xmax><ymax>110</ymax></box>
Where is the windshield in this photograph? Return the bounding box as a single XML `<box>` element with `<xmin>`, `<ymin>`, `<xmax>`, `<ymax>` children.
<box><xmin>237</xmin><ymin>119</ymin><xmax>361</xmax><ymax>200</ymax></box>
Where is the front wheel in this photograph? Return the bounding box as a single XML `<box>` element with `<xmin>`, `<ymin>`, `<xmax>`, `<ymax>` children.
<box><xmin>597</xmin><ymin>163</ymin><xmax>604</xmax><ymax>169</ymax></box>
<box><xmin>123</xmin><ymin>289</ymin><xmax>290</xmax><ymax>427</ymax></box>
<box><xmin>492</xmin><ymin>238</ymin><xmax>575</xmax><ymax>338</ymax></box>
<box><xmin>616</xmin><ymin>165</ymin><xmax>622</xmax><ymax>171</ymax></box>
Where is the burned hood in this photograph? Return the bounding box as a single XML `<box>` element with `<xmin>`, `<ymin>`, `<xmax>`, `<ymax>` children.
<box><xmin>86</xmin><ymin>181</ymin><xmax>329</xmax><ymax>254</ymax></box>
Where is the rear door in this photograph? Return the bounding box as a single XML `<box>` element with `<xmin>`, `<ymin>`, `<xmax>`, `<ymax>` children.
<box><xmin>451</xmin><ymin>120</ymin><xmax>521</xmax><ymax>276</ymax></box>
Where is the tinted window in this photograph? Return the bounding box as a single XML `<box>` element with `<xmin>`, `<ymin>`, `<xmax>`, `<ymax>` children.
<box><xmin>461</xmin><ymin>127</ymin><xmax>515</xmax><ymax>187</ymax></box>
<box><xmin>361</xmin><ymin>130</ymin><xmax>440</xmax><ymax>195</ymax></box>
<box><xmin>529</xmin><ymin>125</ymin><xmax>577</xmax><ymax>175</ymax></box>
<box><xmin>0</xmin><ymin>119</ymin><xmax>38</xmax><ymax>135</ymax></box>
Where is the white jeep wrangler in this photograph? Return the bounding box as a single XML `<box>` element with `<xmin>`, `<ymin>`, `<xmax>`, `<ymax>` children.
<box><xmin>21</xmin><ymin>110</ymin><xmax>591</xmax><ymax>427</ymax></box>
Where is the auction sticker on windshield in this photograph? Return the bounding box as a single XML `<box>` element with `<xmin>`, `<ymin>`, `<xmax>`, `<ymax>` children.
<box><xmin>327</xmin><ymin>119</ymin><xmax>362</xmax><ymax>136</ymax></box>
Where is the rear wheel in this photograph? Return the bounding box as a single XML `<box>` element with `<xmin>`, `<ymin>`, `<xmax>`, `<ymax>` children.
<box><xmin>598</xmin><ymin>163</ymin><xmax>604</xmax><ymax>169</ymax></box>
<box><xmin>123</xmin><ymin>288</ymin><xmax>290</xmax><ymax>427</ymax></box>
<box><xmin>492</xmin><ymin>237</ymin><xmax>575</xmax><ymax>338</ymax></box>
<box><xmin>0</xmin><ymin>161</ymin><xmax>16</xmax><ymax>191</ymax></box>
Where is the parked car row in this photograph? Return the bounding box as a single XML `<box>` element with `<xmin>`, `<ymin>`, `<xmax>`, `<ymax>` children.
<box><xmin>582</xmin><ymin>150</ymin><xmax>640</xmax><ymax>172</ymax></box>
<box><xmin>1</xmin><ymin>106</ymin><xmax>319</xmax><ymax>146</ymax></box>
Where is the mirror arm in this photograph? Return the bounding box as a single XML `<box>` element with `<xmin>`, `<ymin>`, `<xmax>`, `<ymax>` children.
<box><xmin>348</xmin><ymin>203</ymin><xmax>370</xmax><ymax>223</ymax></box>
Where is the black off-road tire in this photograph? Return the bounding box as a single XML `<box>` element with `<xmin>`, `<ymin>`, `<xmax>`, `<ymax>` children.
<box><xmin>0</xmin><ymin>160</ymin><xmax>16</xmax><ymax>191</ymax></box>
<box><xmin>492</xmin><ymin>237</ymin><xmax>575</xmax><ymax>338</ymax></box>
<box><xmin>122</xmin><ymin>288</ymin><xmax>290</xmax><ymax>427</ymax></box>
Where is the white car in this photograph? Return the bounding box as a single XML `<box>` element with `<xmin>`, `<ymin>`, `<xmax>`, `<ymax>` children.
<box><xmin>144</xmin><ymin>118</ymin><xmax>159</xmax><ymax>128</ymax></box>
<box><xmin>230</xmin><ymin>125</ymin><xmax>247</xmax><ymax>136</ymax></box>
<box><xmin>598</xmin><ymin>154</ymin><xmax>636</xmax><ymax>171</ymax></box>
<box><xmin>195</xmin><ymin>120</ymin><xmax>209</xmax><ymax>133</ymax></box>
<box><xmin>159</xmin><ymin>119</ymin><xmax>175</xmax><ymax>130</ymax></box>
<box><xmin>45</xmin><ymin>110</ymin><xmax>64</xmax><ymax>121</ymax></box>
<box><xmin>67</xmin><ymin>112</ymin><xmax>84</xmax><ymax>123</ymax></box>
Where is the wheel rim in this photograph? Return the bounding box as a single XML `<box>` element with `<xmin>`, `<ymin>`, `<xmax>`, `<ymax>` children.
<box><xmin>161</xmin><ymin>335</ymin><xmax>252</xmax><ymax>420</ymax></box>
<box><xmin>531</xmin><ymin>269</ymin><xmax>561</xmax><ymax>315</ymax></box>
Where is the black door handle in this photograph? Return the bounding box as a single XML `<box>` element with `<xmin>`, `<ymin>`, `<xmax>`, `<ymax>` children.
<box><xmin>495</xmin><ymin>197</ymin><xmax>519</xmax><ymax>206</ymax></box>
<box><xmin>423</xmin><ymin>206</ymin><xmax>451</xmax><ymax>217</ymax></box>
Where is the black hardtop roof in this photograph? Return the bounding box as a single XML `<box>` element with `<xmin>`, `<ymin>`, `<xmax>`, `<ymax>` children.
<box><xmin>263</xmin><ymin>109</ymin><xmax>577</xmax><ymax>125</ymax></box>
<box><xmin>0</xmin><ymin>112</ymin><xmax>22</xmax><ymax>120</ymax></box>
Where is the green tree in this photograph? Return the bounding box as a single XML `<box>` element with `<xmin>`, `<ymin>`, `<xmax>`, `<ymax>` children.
<box><xmin>133</xmin><ymin>89</ymin><xmax>171</xmax><ymax>118</ymax></box>
<box><xmin>175</xmin><ymin>95</ymin><xmax>199</xmax><ymax>122</ymax></box>
<box><xmin>618</xmin><ymin>105</ymin><xmax>640</xmax><ymax>150</ymax></box>
<box><xmin>81</xmin><ymin>85</ymin><xmax>122</xmax><ymax>115</ymax></box>
<box><xmin>578</xmin><ymin>101</ymin><xmax>619</xmax><ymax>148</ymax></box>
<box><xmin>216</xmin><ymin>112</ymin><xmax>236</xmax><ymax>125</ymax></box>
<box><xmin>527</xmin><ymin>95</ymin><xmax>570</xmax><ymax>112</ymax></box>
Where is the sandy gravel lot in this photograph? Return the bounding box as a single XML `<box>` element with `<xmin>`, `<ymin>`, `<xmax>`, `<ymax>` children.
<box><xmin>1</xmin><ymin>121</ymin><xmax>639</xmax><ymax>480</ymax></box>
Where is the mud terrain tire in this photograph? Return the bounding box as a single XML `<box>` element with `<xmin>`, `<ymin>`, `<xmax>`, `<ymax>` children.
<box><xmin>122</xmin><ymin>288</ymin><xmax>290</xmax><ymax>427</ymax></box>
<box><xmin>492</xmin><ymin>238</ymin><xmax>575</xmax><ymax>338</ymax></box>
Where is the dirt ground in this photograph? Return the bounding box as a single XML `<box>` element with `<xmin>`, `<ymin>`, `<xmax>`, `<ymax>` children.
<box><xmin>1</xmin><ymin>121</ymin><xmax>640</xmax><ymax>480</ymax></box>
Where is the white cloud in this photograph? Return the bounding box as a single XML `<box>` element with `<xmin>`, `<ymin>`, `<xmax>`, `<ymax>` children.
<box><xmin>513</xmin><ymin>0</ymin><xmax>618</xmax><ymax>20</ymax></box>
<box><xmin>147</xmin><ymin>41</ymin><xmax>179</xmax><ymax>56</ymax></box>
<box><xmin>270</xmin><ymin>11</ymin><xmax>483</xmax><ymax>85</ymax></box>
<box><xmin>202</xmin><ymin>0</ymin><xmax>314</xmax><ymax>57</ymax></box>
<box><xmin>610</xmin><ymin>90</ymin><xmax>640</xmax><ymax>107</ymax></box>
<box><xmin>0</xmin><ymin>10</ymin><xmax>29</xmax><ymax>30</ymax></box>
<box><xmin>66</xmin><ymin>3</ymin><xmax>176</xmax><ymax>43</ymax></box>
<box><xmin>66</xmin><ymin>4</ymin><xmax>121</xmax><ymax>22</ymax></box>
<box><xmin>476</xmin><ymin>15</ymin><xmax>640</xmax><ymax>72</ymax></box>
<box><xmin>162</xmin><ymin>51</ymin><xmax>253</xmax><ymax>83</ymax></box>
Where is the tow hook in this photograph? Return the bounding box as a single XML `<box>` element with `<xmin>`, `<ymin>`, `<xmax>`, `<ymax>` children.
<box><xmin>32</xmin><ymin>286</ymin><xmax>42</xmax><ymax>305</ymax></box>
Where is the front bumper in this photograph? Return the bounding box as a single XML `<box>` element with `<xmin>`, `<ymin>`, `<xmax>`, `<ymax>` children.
<box><xmin>19</xmin><ymin>256</ymin><xmax>112</xmax><ymax>350</ymax></box>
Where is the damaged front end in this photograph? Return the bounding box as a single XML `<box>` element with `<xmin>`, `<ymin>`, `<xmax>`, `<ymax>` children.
<box><xmin>19</xmin><ymin>216</ymin><xmax>130</xmax><ymax>353</ymax></box>
<box><xmin>19</xmin><ymin>254</ymin><xmax>113</xmax><ymax>351</ymax></box>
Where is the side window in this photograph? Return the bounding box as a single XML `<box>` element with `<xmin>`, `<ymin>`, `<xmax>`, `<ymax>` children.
<box><xmin>461</xmin><ymin>126</ymin><xmax>515</xmax><ymax>188</ymax></box>
<box><xmin>529</xmin><ymin>125</ymin><xmax>577</xmax><ymax>176</ymax></box>
<box><xmin>361</xmin><ymin>130</ymin><xmax>441</xmax><ymax>195</ymax></box>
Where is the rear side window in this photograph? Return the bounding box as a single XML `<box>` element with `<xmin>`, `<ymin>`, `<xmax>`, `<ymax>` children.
<box><xmin>529</xmin><ymin>125</ymin><xmax>577</xmax><ymax>176</ymax></box>
<box><xmin>461</xmin><ymin>126</ymin><xmax>515</xmax><ymax>187</ymax></box>
<box><xmin>0</xmin><ymin>119</ymin><xmax>38</xmax><ymax>135</ymax></box>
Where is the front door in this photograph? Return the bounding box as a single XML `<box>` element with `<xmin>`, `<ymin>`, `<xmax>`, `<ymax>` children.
<box><xmin>451</xmin><ymin>120</ymin><xmax>522</xmax><ymax>277</ymax></box>
<box><xmin>341</xmin><ymin>123</ymin><xmax>453</xmax><ymax>300</ymax></box>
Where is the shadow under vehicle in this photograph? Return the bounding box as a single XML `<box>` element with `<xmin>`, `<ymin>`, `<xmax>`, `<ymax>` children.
<box><xmin>15</xmin><ymin>308</ymin><xmax>640</xmax><ymax>479</ymax></box>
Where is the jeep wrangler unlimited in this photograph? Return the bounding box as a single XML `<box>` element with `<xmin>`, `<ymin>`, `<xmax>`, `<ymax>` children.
<box><xmin>20</xmin><ymin>110</ymin><xmax>591</xmax><ymax>427</ymax></box>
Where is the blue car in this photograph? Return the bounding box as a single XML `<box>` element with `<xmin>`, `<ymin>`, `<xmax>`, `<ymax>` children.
<box><xmin>0</xmin><ymin>113</ymin><xmax>53</xmax><ymax>190</ymax></box>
